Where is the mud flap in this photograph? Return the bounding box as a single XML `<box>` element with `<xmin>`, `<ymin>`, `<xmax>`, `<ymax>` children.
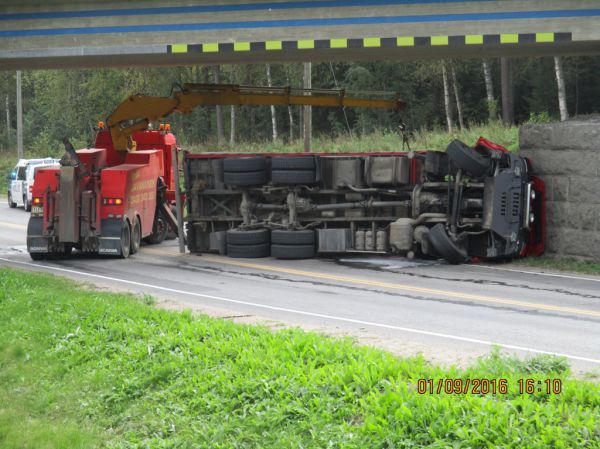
<box><xmin>98</xmin><ymin>218</ymin><xmax>124</xmax><ymax>256</ymax></box>
<box><xmin>27</xmin><ymin>217</ymin><xmax>50</xmax><ymax>254</ymax></box>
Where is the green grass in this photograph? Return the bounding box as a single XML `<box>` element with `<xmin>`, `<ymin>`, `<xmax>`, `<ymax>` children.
<box><xmin>185</xmin><ymin>122</ymin><xmax>519</xmax><ymax>154</ymax></box>
<box><xmin>513</xmin><ymin>256</ymin><xmax>600</xmax><ymax>276</ymax></box>
<box><xmin>1</xmin><ymin>268</ymin><xmax>598</xmax><ymax>448</ymax></box>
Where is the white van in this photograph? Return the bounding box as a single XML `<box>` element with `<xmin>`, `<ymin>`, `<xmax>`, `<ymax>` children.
<box><xmin>8</xmin><ymin>158</ymin><xmax>60</xmax><ymax>211</ymax></box>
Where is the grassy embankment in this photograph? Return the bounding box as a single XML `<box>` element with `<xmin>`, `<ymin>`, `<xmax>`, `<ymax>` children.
<box><xmin>1</xmin><ymin>267</ymin><xmax>598</xmax><ymax>449</ymax></box>
<box><xmin>186</xmin><ymin>121</ymin><xmax>520</xmax><ymax>154</ymax></box>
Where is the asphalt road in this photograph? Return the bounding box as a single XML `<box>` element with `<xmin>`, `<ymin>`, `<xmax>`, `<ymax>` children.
<box><xmin>1</xmin><ymin>201</ymin><xmax>599</xmax><ymax>374</ymax></box>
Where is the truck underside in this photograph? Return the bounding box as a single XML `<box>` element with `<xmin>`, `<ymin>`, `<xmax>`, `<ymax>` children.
<box><xmin>184</xmin><ymin>138</ymin><xmax>545</xmax><ymax>264</ymax></box>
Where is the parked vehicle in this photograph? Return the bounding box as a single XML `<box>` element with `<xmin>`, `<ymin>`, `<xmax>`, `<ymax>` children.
<box><xmin>8</xmin><ymin>158</ymin><xmax>59</xmax><ymax>211</ymax></box>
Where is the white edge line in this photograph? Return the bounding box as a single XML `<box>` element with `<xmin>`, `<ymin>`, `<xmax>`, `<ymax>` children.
<box><xmin>473</xmin><ymin>264</ymin><xmax>600</xmax><ymax>283</ymax></box>
<box><xmin>1</xmin><ymin>256</ymin><xmax>599</xmax><ymax>366</ymax></box>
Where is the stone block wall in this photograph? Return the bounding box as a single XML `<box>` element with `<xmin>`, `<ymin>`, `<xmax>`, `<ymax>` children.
<box><xmin>519</xmin><ymin>119</ymin><xmax>600</xmax><ymax>260</ymax></box>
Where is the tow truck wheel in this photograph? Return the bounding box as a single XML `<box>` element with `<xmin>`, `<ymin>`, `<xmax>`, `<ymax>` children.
<box><xmin>131</xmin><ymin>218</ymin><xmax>141</xmax><ymax>254</ymax></box>
<box><xmin>8</xmin><ymin>191</ymin><xmax>16</xmax><ymax>208</ymax></box>
<box><xmin>23</xmin><ymin>195</ymin><xmax>31</xmax><ymax>212</ymax></box>
<box><xmin>119</xmin><ymin>221</ymin><xmax>131</xmax><ymax>258</ymax></box>
<box><xmin>144</xmin><ymin>212</ymin><xmax>168</xmax><ymax>245</ymax></box>
<box><xmin>62</xmin><ymin>244</ymin><xmax>73</xmax><ymax>258</ymax></box>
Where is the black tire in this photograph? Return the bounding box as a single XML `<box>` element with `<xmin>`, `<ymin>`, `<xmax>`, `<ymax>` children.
<box><xmin>119</xmin><ymin>220</ymin><xmax>131</xmax><ymax>258</ymax></box>
<box><xmin>226</xmin><ymin>229</ymin><xmax>270</xmax><ymax>245</ymax></box>
<box><xmin>57</xmin><ymin>244</ymin><xmax>73</xmax><ymax>259</ymax></box>
<box><xmin>271</xmin><ymin>229</ymin><xmax>315</xmax><ymax>245</ymax></box>
<box><xmin>131</xmin><ymin>217</ymin><xmax>141</xmax><ymax>254</ymax></box>
<box><xmin>446</xmin><ymin>139</ymin><xmax>491</xmax><ymax>178</ymax></box>
<box><xmin>24</xmin><ymin>195</ymin><xmax>31</xmax><ymax>212</ymax></box>
<box><xmin>30</xmin><ymin>252</ymin><xmax>46</xmax><ymax>261</ymax></box>
<box><xmin>271</xmin><ymin>170</ymin><xmax>316</xmax><ymax>186</ymax></box>
<box><xmin>223</xmin><ymin>156</ymin><xmax>266</xmax><ymax>173</ymax></box>
<box><xmin>271</xmin><ymin>244</ymin><xmax>315</xmax><ymax>260</ymax></box>
<box><xmin>224</xmin><ymin>170</ymin><xmax>267</xmax><ymax>187</ymax></box>
<box><xmin>8</xmin><ymin>191</ymin><xmax>16</xmax><ymax>208</ymax></box>
<box><xmin>227</xmin><ymin>243</ymin><xmax>270</xmax><ymax>258</ymax></box>
<box><xmin>428</xmin><ymin>223</ymin><xmax>468</xmax><ymax>265</ymax></box>
<box><xmin>271</xmin><ymin>156</ymin><xmax>315</xmax><ymax>170</ymax></box>
<box><xmin>144</xmin><ymin>211</ymin><xmax>168</xmax><ymax>244</ymax></box>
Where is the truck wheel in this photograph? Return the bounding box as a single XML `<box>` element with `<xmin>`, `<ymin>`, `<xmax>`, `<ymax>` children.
<box><xmin>224</xmin><ymin>171</ymin><xmax>267</xmax><ymax>187</ymax></box>
<box><xmin>271</xmin><ymin>230</ymin><xmax>316</xmax><ymax>259</ymax></box>
<box><xmin>446</xmin><ymin>140</ymin><xmax>491</xmax><ymax>178</ymax></box>
<box><xmin>131</xmin><ymin>218</ymin><xmax>141</xmax><ymax>254</ymax></box>
<box><xmin>271</xmin><ymin>229</ymin><xmax>315</xmax><ymax>245</ymax></box>
<box><xmin>226</xmin><ymin>229</ymin><xmax>270</xmax><ymax>245</ymax></box>
<box><xmin>144</xmin><ymin>212</ymin><xmax>168</xmax><ymax>244</ymax></box>
<box><xmin>428</xmin><ymin>224</ymin><xmax>468</xmax><ymax>265</ymax></box>
<box><xmin>223</xmin><ymin>156</ymin><xmax>266</xmax><ymax>172</ymax></box>
<box><xmin>30</xmin><ymin>252</ymin><xmax>46</xmax><ymax>261</ymax></box>
<box><xmin>271</xmin><ymin>156</ymin><xmax>315</xmax><ymax>170</ymax></box>
<box><xmin>23</xmin><ymin>195</ymin><xmax>31</xmax><ymax>212</ymax></box>
<box><xmin>119</xmin><ymin>221</ymin><xmax>131</xmax><ymax>258</ymax></box>
<box><xmin>58</xmin><ymin>244</ymin><xmax>73</xmax><ymax>259</ymax></box>
<box><xmin>8</xmin><ymin>191</ymin><xmax>16</xmax><ymax>208</ymax></box>
<box><xmin>227</xmin><ymin>243</ymin><xmax>270</xmax><ymax>258</ymax></box>
<box><xmin>271</xmin><ymin>244</ymin><xmax>315</xmax><ymax>260</ymax></box>
<box><xmin>271</xmin><ymin>170</ymin><xmax>316</xmax><ymax>186</ymax></box>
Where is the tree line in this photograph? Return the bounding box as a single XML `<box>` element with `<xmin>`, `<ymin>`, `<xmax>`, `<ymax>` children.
<box><xmin>1</xmin><ymin>55</ymin><xmax>600</xmax><ymax>155</ymax></box>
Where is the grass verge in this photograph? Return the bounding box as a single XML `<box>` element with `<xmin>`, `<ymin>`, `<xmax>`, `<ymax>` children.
<box><xmin>184</xmin><ymin>122</ymin><xmax>519</xmax><ymax>154</ymax></box>
<box><xmin>0</xmin><ymin>267</ymin><xmax>598</xmax><ymax>448</ymax></box>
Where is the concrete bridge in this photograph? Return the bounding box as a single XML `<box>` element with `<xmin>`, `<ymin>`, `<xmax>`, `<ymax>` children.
<box><xmin>1</xmin><ymin>0</ymin><xmax>600</xmax><ymax>69</ymax></box>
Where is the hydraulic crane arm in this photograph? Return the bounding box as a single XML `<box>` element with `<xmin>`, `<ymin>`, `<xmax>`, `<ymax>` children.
<box><xmin>107</xmin><ymin>83</ymin><xmax>406</xmax><ymax>151</ymax></box>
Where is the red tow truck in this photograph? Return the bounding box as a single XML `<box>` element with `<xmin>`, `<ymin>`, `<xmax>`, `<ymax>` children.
<box><xmin>28</xmin><ymin>129</ymin><xmax>178</xmax><ymax>259</ymax></box>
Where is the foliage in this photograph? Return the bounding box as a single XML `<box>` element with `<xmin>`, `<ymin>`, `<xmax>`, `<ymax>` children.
<box><xmin>2</xmin><ymin>56</ymin><xmax>600</xmax><ymax>157</ymax></box>
<box><xmin>1</xmin><ymin>268</ymin><xmax>598</xmax><ymax>449</ymax></box>
<box><xmin>527</xmin><ymin>111</ymin><xmax>553</xmax><ymax>124</ymax></box>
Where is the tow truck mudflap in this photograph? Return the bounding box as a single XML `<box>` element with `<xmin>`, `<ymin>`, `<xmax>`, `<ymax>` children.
<box><xmin>26</xmin><ymin>216</ymin><xmax>50</xmax><ymax>253</ymax></box>
<box><xmin>98</xmin><ymin>218</ymin><xmax>124</xmax><ymax>256</ymax></box>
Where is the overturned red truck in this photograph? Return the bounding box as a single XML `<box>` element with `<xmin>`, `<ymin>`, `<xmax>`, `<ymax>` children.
<box><xmin>184</xmin><ymin>137</ymin><xmax>545</xmax><ymax>263</ymax></box>
<box><xmin>27</xmin><ymin>84</ymin><xmax>545</xmax><ymax>264</ymax></box>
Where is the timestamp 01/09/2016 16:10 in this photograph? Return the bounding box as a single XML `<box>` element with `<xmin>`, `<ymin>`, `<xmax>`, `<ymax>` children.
<box><xmin>417</xmin><ymin>378</ymin><xmax>563</xmax><ymax>395</ymax></box>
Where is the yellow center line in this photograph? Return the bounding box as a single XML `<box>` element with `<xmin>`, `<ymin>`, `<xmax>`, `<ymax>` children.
<box><xmin>140</xmin><ymin>247</ymin><xmax>600</xmax><ymax>319</ymax></box>
<box><xmin>0</xmin><ymin>221</ymin><xmax>27</xmax><ymax>230</ymax></box>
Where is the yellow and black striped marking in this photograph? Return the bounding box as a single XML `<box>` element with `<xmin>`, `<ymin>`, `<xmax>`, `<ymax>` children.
<box><xmin>167</xmin><ymin>32</ymin><xmax>572</xmax><ymax>53</ymax></box>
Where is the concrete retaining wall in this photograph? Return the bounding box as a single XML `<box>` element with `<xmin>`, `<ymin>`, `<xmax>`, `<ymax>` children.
<box><xmin>519</xmin><ymin>119</ymin><xmax>600</xmax><ymax>260</ymax></box>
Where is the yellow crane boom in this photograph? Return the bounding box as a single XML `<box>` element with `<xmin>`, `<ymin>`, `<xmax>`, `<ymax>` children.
<box><xmin>107</xmin><ymin>83</ymin><xmax>406</xmax><ymax>151</ymax></box>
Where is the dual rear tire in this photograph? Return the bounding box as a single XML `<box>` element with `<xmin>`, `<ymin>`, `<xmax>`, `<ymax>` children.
<box><xmin>225</xmin><ymin>228</ymin><xmax>316</xmax><ymax>260</ymax></box>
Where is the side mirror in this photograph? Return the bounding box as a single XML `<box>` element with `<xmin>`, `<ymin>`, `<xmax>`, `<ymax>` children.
<box><xmin>9</xmin><ymin>171</ymin><xmax>17</xmax><ymax>180</ymax></box>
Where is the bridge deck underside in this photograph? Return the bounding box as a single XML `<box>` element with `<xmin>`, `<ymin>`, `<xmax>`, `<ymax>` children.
<box><xmin>1</xmin><ymin>0</ymin><xmax>599</xmax><ymax>69</ymax></box>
